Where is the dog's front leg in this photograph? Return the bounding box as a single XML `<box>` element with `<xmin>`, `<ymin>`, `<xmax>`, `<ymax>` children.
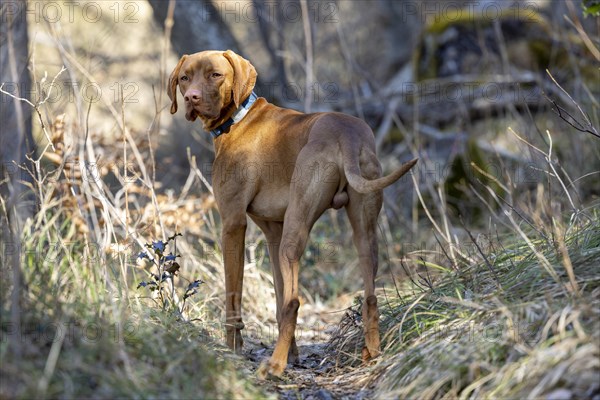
<box><xmin>222</xmin><ymin>217</ymin><xmax>247</xmax><ymax>353</ymax></box>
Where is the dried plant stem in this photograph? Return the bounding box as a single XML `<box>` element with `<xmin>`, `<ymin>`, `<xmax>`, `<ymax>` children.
<box><xmin>0</xmin><ymin>68</ymin><xmax>64</xmax><ymax>155</ymax></box>
<box><xmin>545</xmin><ymin>70</ymin><xmax>599</xmax><ymax>139</ymax></box>
<box><xmin>505</xmin><ymin>210</ymin><xmax>561</xmax><ymax>285</ymax></box>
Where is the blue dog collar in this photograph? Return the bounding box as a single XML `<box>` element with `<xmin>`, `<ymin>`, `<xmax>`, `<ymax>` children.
<box><xmin>210</xmin><ymin>92</ymin><xmax>258</xmax><ymax>138</ymax></box>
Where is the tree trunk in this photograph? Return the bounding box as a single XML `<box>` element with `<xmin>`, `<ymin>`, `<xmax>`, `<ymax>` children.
<box><xmin>253</xmin><ymin>0</ymin><xmax>288</xmax><ymax>90</ymax></box>
<box><xmin>0</xmin><ymin>0</ymin><xmax>35</xmax><ymax>217</ymax></box>
<box><xmin>0</xmin><ymin>0</ymin><xmax>34</xmax><ymax>360</ymax></box>
<box><xmin>148</xmin><ymin>0</ymin><xmax>272</xmax><ymax>99</ymax></box>
<box><xmin>148</xmin><ymin>0</ymin><xmax>241</xmax><ymax>55</ymax></box>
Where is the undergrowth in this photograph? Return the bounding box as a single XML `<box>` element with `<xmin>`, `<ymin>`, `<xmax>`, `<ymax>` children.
<box><xmin>1</xmin><ymin>4</ymin><xmax>598</xmax><ymax>399</ymax></box>
<box><xmin>0</xmin><ymin>206</ymin><xmax>267</xmax><ymax>399</ymax></box>
<box><xmin>330</xmin><ymin>204</ymin><xmax>600</xmax><ymax>399</ymax></box>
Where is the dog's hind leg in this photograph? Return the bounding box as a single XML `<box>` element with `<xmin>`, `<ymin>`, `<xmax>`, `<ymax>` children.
<box><xmin>258</xmin><ymin>144</ymin><xmax>338</xmax><ymax>378</ymax></box>
<box><xmin>346</xmin><ymin>185</ymin><xmax>383</xmax><ymax>362</ymax></box>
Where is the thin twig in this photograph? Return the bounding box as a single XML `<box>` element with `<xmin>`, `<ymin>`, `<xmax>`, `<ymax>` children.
<box><xmin>187</xmin><ymin>148</ymin><xmax>214</xmax><ymax>195</ymax></box>
<box><xmin>0</xmin><ymin>69</ymin><xmax>66</xmax><ymax>154</ymax></box>
<box><xmin>543</xmin><ymin>130</ymin><xmax>577</xmax><ymax>213</ymax></box>
<box><xmin>432</xmin><ymin>230</ymin><xmax>458</xmax><ymax>271</ymax></box>
<box><xmin>459</xmin><ymin>215</ymin><xmax>501</xmax><ymax>290</ymax></box>
<box><xmin>545</xmin><ymin>70</ymin><xmax>599</xmax><ymax>139</ymax></box>
<box><xmin>410</xmin><ymin>172</ymin><xmax>447</xmax><ymax>243</ymax></box>
<box><xmin>505</xmin><ymin>210</ymin><xmax>561</xmax><ymax>285</ymax></box>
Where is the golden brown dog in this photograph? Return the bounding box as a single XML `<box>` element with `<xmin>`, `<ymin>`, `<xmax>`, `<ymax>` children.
<box><xmin>168</xmin><ymin>50</ymin><xmax>417</xmax><ymax>378</ymax></box>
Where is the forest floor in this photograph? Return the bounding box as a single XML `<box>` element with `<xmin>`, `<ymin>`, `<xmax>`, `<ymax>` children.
<box><xmin>241</xmin><ymin>303</ymin><xmax>374</xmax><ymax>399</ymax></box>
<box><xmin>3</xmin><ymin>188</ymin><xmax>598</xmax><ymax>399</ymax></box>
<box><xmin>246</xmin><ymin>341</ymin><xmax>369</xmax><ymax>399</ymax></box>
<box><xmin>3</xmin><ymin>2</ymin><xmax>599</xmax><ymax>399</ymax></box>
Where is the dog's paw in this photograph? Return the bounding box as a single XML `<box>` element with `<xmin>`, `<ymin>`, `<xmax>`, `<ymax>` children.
<box><xmin>361</xmin><ymin>346</ymin><xmax>381</xmax><ymax>362</ymax></box>
<box><xmin>288</xmin><ymin>342</ymin><xmax>299</xmax><ymax>365</ymax></box>
<box><xmin>257</xmin><ymin>358</ymin><xmax>286</xmax><ymax>380</ymax></box>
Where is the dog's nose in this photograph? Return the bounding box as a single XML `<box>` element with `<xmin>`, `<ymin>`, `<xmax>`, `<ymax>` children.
<box><xmin>184</xmin><ymin>89</ymin><xmax>202</xmax><ymax>104</ymax></box>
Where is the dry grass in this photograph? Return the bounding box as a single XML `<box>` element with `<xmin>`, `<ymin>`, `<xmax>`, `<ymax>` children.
<box><xmin>329</xmin><ymin>168</ymin><xmax>600</xmax><ymax>399</ymax></box>
<box><xmin>2</xmin><ymin>2</ymin><xmax>599</xmax><ymax>399</ymax></box>
<box><xmin>0</xmin><ymin>10</ymin><xmax>273</xmax><ymax>396</ymax></box>
<box><xmin>0</xmin><ymin>108</ymin><xmax>271</xmax><ymax>397</ymax></box>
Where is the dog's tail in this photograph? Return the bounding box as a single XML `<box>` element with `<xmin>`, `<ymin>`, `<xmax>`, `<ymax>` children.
<box><xmin>343</xmin><ymin>145</ymin><xmax>418</xmax><ymax>194</ymax></box>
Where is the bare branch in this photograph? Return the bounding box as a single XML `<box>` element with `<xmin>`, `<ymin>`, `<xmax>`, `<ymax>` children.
<box><xmin>545</xmin><ymin>70</ymin><xmax>599</xmax><ymax>139</ymax></box>
<box><xmin>0</xmin><ymin>66</ymin><xmax>67</xmax><ymax>154</ymax></box>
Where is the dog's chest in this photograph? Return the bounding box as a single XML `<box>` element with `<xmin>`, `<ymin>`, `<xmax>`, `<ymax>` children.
<box><xmin>247</xmin><ymin>187</ymin><xmax>289</xmax><ymax>222</ymax></box>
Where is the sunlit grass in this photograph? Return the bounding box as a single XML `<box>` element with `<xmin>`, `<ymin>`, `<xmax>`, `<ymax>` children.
<box><xmin>1</xmin><ymin>201</ymin><xmax>268</xmax><ymax>399</ymax></box>
<box><xmin>330</xmin><ymin>207</ymin><xmax>600</xmax><ymax>399</ymax></box>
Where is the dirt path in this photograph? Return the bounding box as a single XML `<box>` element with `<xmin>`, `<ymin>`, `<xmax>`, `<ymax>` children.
<box><xmin>243</xmin><ymin>342</ymin><xmax>373</xmax><ymax>399</ymax></box>
<box><xmin>241</xmin><ymin>303</ymin><xmax>375</xmax><ymax>399</ymax></box>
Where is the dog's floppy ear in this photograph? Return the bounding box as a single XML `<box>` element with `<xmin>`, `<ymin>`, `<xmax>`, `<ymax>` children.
<box><xmin>223</xmin><ymin>50</ymin><xmax>257</xmax><ymax>108</ymax></box>
<box><xmin>168</xmin><ymin>55</ymin><xmax>188</xmax><ymax>114</ymax></box>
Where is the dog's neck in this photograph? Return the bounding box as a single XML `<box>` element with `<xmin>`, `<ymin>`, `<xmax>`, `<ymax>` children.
<box><xmin>197</xmin><ymin>104</ymin><xmax>236</xmax><ymax>133</ymax></box>
<box><xmin>200</xmin><ymin>92</ymin><xmax>258</xmax><ymax>138</ymax></box>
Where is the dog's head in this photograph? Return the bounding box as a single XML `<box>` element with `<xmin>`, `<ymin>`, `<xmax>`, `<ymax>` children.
<box><xmin>168</xmin><ymin>50</ymin><xmax>257</xmax><ymax>128</ymax></box>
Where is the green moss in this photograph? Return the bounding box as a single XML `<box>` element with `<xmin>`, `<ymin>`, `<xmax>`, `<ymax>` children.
<box><xmin>413</xmin><ymin>7</ymin><xmax>552</xmax><ymax>81</ymax></box>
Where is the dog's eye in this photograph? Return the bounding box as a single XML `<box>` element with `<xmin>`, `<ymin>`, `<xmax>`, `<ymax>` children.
<box><xmin>180</xmin><ymin>75</ymin><xmax>189</xmax><ymax>81</ymax></box>
<box><xmin>211</xmin><ymin>72</ymin><xmax>223</xmax><ymax>78</ymax></box>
